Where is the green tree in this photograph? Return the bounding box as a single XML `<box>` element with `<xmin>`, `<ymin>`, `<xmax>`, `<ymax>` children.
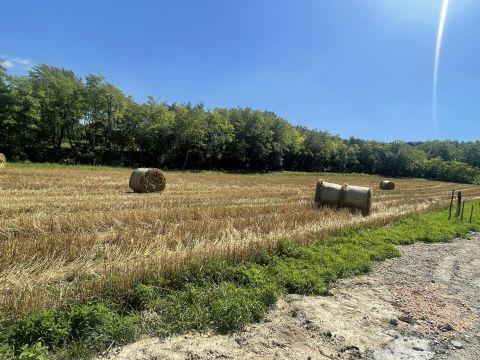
<box><xmin>171</xmin><ymin>103</ymin><xmax>208</xmax><ymax>169</ymax></box>
<box><xmin>83</xmin><ymin>74</ymin><xmax>105</xmax><ymax>149</ymax></box>
<box><xmin>29</xmin><ymin>65</ymin><xmax>84</xmax><ymax>159</ymax></box>
<box><xmin>115</xmin><ymin>97</ymin><xmax>143</xmax><ymax>152</ymax></box>
<box><xmin>243</xmin><ymin>110</ymin><xmax>274</xmax><ymax>170</ymax></box>
<box><xmin>8</xmin><ymin>76</ymin><xmax>41</xmax><ymax>157</ymax></box>
<box><xmin>0</xmin><ymin>62</ymin><xmax>478</xmax><ymax>183</ymax></box>
<box><xmin>464</xmin><ymin>142</ymin><xmax>480</xmax><ymax>168</ymax></box>
<box><xmin>82</xmin><ymin>75</ymin><xmax>127</xmax><ymax>152</ymax></box>
<box><xmin>299</xmin><ymin>129</ymin><xmax>336</xmax><ymax>171</ymax></box>
<box><xmin>0</xmin><ymin>64</ymin><xmax>14</xmax><ymax>152</ymax></box>
<box><xmin>139</xmin><ymin>97</ymin><xmax>176</xmax><ymax>165</ymax></box>
<box><xmin>205</xmin><ymin>109</ymin><xmax>234</xmax><ymax>168</ymax></box>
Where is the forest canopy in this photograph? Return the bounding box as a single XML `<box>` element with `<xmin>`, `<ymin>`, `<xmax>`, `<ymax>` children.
<box><xmin>0</xmin><ymin>63</ymin><xmax>479</xmax><ymax>184</ymax></box>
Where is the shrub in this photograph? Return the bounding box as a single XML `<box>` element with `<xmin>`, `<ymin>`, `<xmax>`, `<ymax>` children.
<box><xmin>9</xmin><ymin>310</ymin><xmax>70</xmax><ymax>348</ymax></box>
<box><xmin>18</xmin><ymin>342</ymin><xmax>48</xmax><ymax>360</ymax></box>
<box><xmin>67</xmin><ymin>303</ymin><xmax>117</xmax><ymax>340</ymax></box>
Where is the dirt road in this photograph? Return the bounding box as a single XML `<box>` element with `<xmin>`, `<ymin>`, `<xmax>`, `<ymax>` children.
<box><xmin>102</xmin><ymin>234</ymin><xmax>480</xmax><ymax>360</ymax></box>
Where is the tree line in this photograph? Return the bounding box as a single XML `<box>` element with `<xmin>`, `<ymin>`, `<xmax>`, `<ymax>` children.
<box><xmin>1</xmin><ymin>63</ymin><xmax>479</xmax><ymax>184</ymax></box>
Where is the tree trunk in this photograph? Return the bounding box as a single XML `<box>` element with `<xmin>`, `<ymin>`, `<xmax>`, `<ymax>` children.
<box><xmin>182</xmin><ymin>148</ymin><xmax>190</xmax><ymax>170</ymax></box>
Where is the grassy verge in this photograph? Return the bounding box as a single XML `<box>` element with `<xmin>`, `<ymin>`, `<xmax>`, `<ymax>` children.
<box><xmin>1</xmin><ymin>204</ymin><xmax>479</xmax><ymax>359</ymax></box>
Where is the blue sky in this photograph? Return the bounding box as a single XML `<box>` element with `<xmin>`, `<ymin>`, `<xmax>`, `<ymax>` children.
<box><xmin>1</xmin><ymin>0</ymin><xmax>479</xmax><ymax>141</ymax></box>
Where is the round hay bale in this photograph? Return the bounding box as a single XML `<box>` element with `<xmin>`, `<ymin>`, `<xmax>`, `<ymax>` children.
<box><xmin>380</xmin><ymin>180</ymin><xmax>395</xmax><ymax>190</ymax></box>
<box><xmin>314</xmin><ymin>180</ymin><xmax>372</xmax><ymax>216</ymax></box>
<box><xmin>0</xmin><ymin>153</ymin><xmax>6</xmax><ymax>168</ymax></box>
<box><xmin>129</xmin><ymin>168</ymin><xmax>166</xmax><ymax>193</ymax></box>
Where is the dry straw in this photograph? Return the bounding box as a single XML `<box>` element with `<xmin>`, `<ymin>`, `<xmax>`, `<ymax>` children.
<box><xmin>2</xmin><ymin>169</ymin><xmax>480</xmax><ymax>315</ymax></box>
<box><xmin>380</xmin><ymin>180</ymin><xmax>395</xmax><ymax>190</ymax></box>
<box><xmin>0</xmin><ymin>153</ymin><xmax>6</xmax><ymax>169</ymax></box>
<box><xmin>315</xmin><ymin>180</ymin><xmax>372</xmax><ymax>216</ymax></box>
<box><xmin>129</xmin><ymin>168</ymin><xmax>166</xmax><ymax>193</ymax></box>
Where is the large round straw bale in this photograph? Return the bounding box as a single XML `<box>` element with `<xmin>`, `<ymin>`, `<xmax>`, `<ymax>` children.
<box><xmin>129</xmin><ymin>168</ymin><xmax>166</xmax><ymax>193</ymax></box>
<box><xmin>0</xmin><ymin>153</ymin><xmax>6</xmax><ymax>168</ymax></box>
<box><xmin>315</xmin><ymin>180</ymin><xmax>372</xmax><ymax>216</ymax></box>
<box><xmin>380</xmin><ymin>180</ymin><xmax>395</xmax><ymax>190</ymax></box>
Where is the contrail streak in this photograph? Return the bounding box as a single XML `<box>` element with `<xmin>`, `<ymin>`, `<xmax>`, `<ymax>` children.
<box><xmin>433</xmin><ymin>0</ymin><xmax>450</xmax><ymax>137</ymax></box>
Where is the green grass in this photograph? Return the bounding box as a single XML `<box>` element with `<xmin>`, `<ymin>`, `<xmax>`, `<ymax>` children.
<box><xmin>1</xmin><ymin>204</ymin><xmax>479</xmax><ymax>359</ymax></box>
<box><xmin>6</xmin><ymin>162</ymin><xmax>129</xmax><ymax>171</ymax></box>
<box><xmin>2</xmin><ymin>162</ymin><xmax>397</xmax><ymax>179</ymax></box>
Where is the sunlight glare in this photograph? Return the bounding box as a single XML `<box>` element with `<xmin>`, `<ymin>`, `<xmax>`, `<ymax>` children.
<box><xmin>433</xmin><ymin>0</ymin><xmax>450</xmax><ymax>137</ymax></box>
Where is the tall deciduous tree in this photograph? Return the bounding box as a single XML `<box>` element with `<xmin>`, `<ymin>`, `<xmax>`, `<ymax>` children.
<box><xmin>172</xmin><ymin>103</ymin><xmax>208</xmax><ymax>169</ymax></box>
<box><xmin>0</xmin><ymin>64</ymin><xmax>14</xmax><ymax>152</ymax></box>
<box><xmin>205</xmin><ymin>109</ymin><xmax>234</xmax><ymax>168</ymax></box>
<box><xmin>8</xmin><ymin>76</ymin><xmax>41</xmax><ymax>156</ymax></box>
<box><xmin>29</xmin><ymin>65</ymin><xmax>83</xmax><ymax>159</ymax></box>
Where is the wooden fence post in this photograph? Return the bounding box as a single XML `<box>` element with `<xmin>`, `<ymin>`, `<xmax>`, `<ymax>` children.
<box><xmin>455</xmin><ymin>191</ymin><xmax>462</xmax><ymax>218</ymax></box>
<box><xmin>461</xmin><ymin>201</ymin><xmax>465</xmax><ymax>221</ymax></box>
<box><xmin>448</xmin><ymin>190</ymin><xmax>455</xmax><ymax>220</ymax></box>
<box><xmin>470</xmin><ymin>205</ymin><xmax>474</xmax><ymax>224</ymax></box>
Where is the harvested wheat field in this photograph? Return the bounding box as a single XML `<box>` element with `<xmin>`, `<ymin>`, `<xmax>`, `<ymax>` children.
<box><xmin>1</xmin><ymin>164</ymin><xmax>479</xmax><ymax>316</ymax></box>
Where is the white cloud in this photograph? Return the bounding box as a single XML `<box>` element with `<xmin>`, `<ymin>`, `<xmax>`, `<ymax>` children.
<box><xmin>11</xmin><ymin>57</ymin><xmax>32</xmax><ymax>65</ymax></box>
<box><xmin>1</xmin><ymin>60</ymin><xmax>14</xmax><ymax>68</ymax></box>
<box><xmin>0</xmin><ymin>56</ymin><xmax>33</xmax><ymax>70</ymax></box>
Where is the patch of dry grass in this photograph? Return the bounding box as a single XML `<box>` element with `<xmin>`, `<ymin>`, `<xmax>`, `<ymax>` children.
<box><xmin>1</xmin><ymin>165</ymin><xmax>479</xmax><ymax>315</ymax></box>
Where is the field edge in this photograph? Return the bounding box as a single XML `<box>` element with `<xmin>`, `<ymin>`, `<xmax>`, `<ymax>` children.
<box><xmin>1</xmin><ymin>204</ymin><xmax>479</xmax><ymax>359</ymax></box>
